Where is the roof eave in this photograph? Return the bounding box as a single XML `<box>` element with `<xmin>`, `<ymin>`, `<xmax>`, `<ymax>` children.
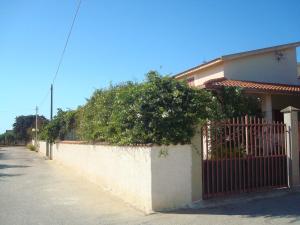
<box><xmin>174</xmin><ymin>58</ymin><xmax>222</xmax><ymax>79</ymax></box>
<box><xmin>222</xmin><ymin>41</ymin><xmax>300</xmax><ymax>61</ymax></box>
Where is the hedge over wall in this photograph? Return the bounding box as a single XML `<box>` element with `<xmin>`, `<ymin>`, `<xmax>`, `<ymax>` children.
<box><xmin>41</xmin><ymin>71</ymin><xmax>261</xmax><ymax>145</ymax></box>
<box><xmin>41</xmin><ymin>71</ymin><xmax>221</xmax><ymax>144</ymax></box>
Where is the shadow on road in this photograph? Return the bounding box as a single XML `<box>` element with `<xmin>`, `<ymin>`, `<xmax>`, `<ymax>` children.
<box><xmin>0</xmin><ymin>148</ymin><xmax>29</xmax><ymax>180</ymax></box>
<box><xmin>163</xmin><ymin>193</ymin><xmax>300</xmax><ymax>222</ymax></box>
<box><xmin>0</xmin><ymin>164</ymin><xmax>30</xmax><ymax>169</ymax></box>
<box><xmin>0</xmin><ymin>152</ymin><xmax>7</xmax><ymax>160</ymax></box>
<box><xmin>0</xmin><ymin>173</ymin><xmax>23</xmax><ymax>178</ymax></box>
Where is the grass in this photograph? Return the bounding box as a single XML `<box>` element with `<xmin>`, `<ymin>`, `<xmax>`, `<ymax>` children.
<box><xmin>26</xmin><ymin>143</ymin><xmax>36</xmax><ymax>151</ymax></box>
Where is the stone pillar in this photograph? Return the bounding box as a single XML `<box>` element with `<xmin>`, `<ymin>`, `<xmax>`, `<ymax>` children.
<box><xmin>281</xmin><ymin>106</ymin><xmax>300</xmax><ymax>187</ymax></box>
<box><xmin>261</xmin><ymin>94</ymin><xmax>273</xmax><ymax>121</ymax></box>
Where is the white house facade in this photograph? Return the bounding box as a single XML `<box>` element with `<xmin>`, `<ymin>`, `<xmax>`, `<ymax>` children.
<box><xmin>175</xmin><ymin>42</ymin><xmax>300</xmax><ymax>121</ymax></box>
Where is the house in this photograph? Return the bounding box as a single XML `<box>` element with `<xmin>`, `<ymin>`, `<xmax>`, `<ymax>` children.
<box><xmin>174</xmin><ymin>42</ymin><xmax>300</xmax><ymax>122</ymax></box>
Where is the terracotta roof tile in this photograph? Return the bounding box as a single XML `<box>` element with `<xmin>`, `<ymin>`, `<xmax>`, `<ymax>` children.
<box><xmin>204</xmin><ymin>78</ymin><xmax>300</xmax><ymax>94</ymax></box>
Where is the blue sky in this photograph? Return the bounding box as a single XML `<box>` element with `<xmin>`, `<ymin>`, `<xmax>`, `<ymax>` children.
<box><xmin>0</xmin><ymin>0</ymin><xmax>300</xmax><ymax>133</ymax></box>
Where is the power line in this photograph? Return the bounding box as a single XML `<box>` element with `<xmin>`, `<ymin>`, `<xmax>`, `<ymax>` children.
<box><xmin>38</xmin><ymin>87</ymin><xmax>51</xmax><ymax>108</ymax></box>
<box><xmin>52</xmin><ymin>0</ymin><xmax>82</xmax><ymax>85</ymax></box>
<box><xmin>36</xmin><ymin>0</ymin><xmax>83</xmax><ymax>114</ymax></box>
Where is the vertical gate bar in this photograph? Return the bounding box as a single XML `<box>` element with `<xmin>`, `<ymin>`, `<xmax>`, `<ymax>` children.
<box><xmin>225</xmin><ymin>122</ymin><xmax>228</xmax><ymax>193</ymax></box>
<box><xmin>266</xmin><ymin>122</ymin><xmax>269</xmax><ymax>187</ymax></box>
<box><xmin>265</xmin><ymin>120</ymin><xmax>268</xmax><ymax>187</ymax></box>
<box><xmin>263</xmin><ymin>118</ymin><xmax>267</xmax><ymax>187</ymax></box>
<box><xmin>270</xmin><ymin>122</ymin><xmax>274</xmax><ymax>187</ymax></box>
<box><xmin>206</xmin><ymin>124</ymin><xmax>210</xmax><ymax>197</ymax></box>
<box><xmin>254</xmin><ymin>116</ymin><xmax>258</xmax><ymax>190</ymax></box>
<box><xmin>268</xmin><ymin>122</ymin><xmax>271</xmax><ymax>187</ymax></box>
<box><xmin>272</xmin><ymin>122</ymin><xmax>274</xmax><ymax>187</ymax></box>
<box><xmin>277</xmin><ymin>121</ymin><xmax>281</xmax><ymax>186</ymax></box>
<box><xmin>280</xmin><ymin>122</ymin><xmax>283</xmax><ymax>186</ymax></box>
<box><xmin>233</xmin><ymin>118</ymin><xmax>237</xmax><ymax>192</ymax></box>
<box><xmin>250</xmin><ymin>116</ymin><xmax>254</xmax><ymax>191</ymax></box>
<box><xmin>258</xmin><ymin>117</ymin><xmax>262</xmax><ymax>188</ymax></box>
<box><xmin>215</xmin><ymin>122</ymin><xmax>219</xmax><ymax>194</ymax></box>
<box><xmin>211</xmin><ymin>122</ymin><xmax>215</xmax><ymax>196</ymax></box>
<box><xmin>242</xmin><ymin>116</ymin><xmax>246</xmax><ymax>192</ymax></box>
<box><xmin>283</xmin><ymin>123</ymin><xmax>286</xmax><ymax>186</ymax></box>
<box><xmin>237</xmin><ymin>117</ymin><xmax>242</xmax><ymax>192</ymax></box>
<box><xmin>270</xmin><ymin>122</ymin><xmax>273</xmax><ymax>187</ymax></box>
<box><xmin>246</xmin><ymin>115</ymin><xmax>250</xmax><ymax>192</ymax></box>
<box><xmin>273</xmin><ymin>121</ymin><xmax>277</xmax><ymax>186</ymax></box>
<box><xmin>201</xmin><ymin>126</ymin><xmax>205</xmax><ymax>198</ymax></box>
<box><xmin>279</xmin><ymin>123</ymin><xmax>284</xmax><ymax>186</ymax></box>
<box><xmin>229</xmin><ymin>119</ymin><xmax>233</xmax><ymax>193</ymax></box>
<box><xmin>220</xmin><ymin>121</ymin><xmax>224</xmax><ymax>194</ymax></box>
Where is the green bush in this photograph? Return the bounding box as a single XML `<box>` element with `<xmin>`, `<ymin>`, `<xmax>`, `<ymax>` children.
<box><xmin>39</xmin><ymin>109</ymin><xmax>77</xmax><ymax>143</ymax></box>
<box><xmin>76</xmin><ymin>71</ymin><xmax>220</xmax><ymax>145</ymax></box>
<box><xmin>41</xmin><ymin>71</ymin><xmax>221</xmax><ymax>145</ymax></box>
<box><xmin>26</xmin><ymin>143</ymin><xmax>36</xmax><ymax>151</ymax></box>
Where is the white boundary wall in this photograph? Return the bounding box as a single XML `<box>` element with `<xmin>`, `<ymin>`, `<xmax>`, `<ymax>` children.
<box><xmin>38</xmin><ymin>141</ymin><xmax>200</xmax><ymax>213</ymax></box>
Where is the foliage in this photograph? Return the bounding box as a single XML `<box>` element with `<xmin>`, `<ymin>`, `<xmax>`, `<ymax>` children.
<box><xmin>40</xmin><ymin>72</ymin><xmax>262</xmax><ymax>146</ymax></box>
<box><xmin>0</xmin><ymin>130</ymin><xmax>16</xmax><ymax>145</ymax></box>
<box><xmin>41</xmin><ymin>72</ymin><xmax>220</xmax><ymax>145</ymax></box>
<box><xmin>13</xmin><ymin>115</ymin><xmax>48</xmax><ymax>142</ymax></box>
<box><xmin>75</xmin><ymin>71</ymin><xmax>221</xmax><ymax>145</ymax></box>
<box><xmin>40</xmin><ymin>109</ymin><xmax>77</xmax><ymax>143</ymax></box>
<box><xmin>26</xmin><ymin>143</ymin><xmax>36</xmax><ymax>151</ymax></box>
<box><xmin>212</xmin><ymin>87</ymin><xmax>261</xmax><ymax>118</ymax></box>
<box><xmin>210</xmin><ymin>146</ymin><xmax>246</xmax><ymax>159</ymax></box>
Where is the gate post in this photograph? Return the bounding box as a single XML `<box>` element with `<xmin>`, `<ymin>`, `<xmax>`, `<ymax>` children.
<box><xmin>191</xmin><ymin>125</ymin><xmax>203</xmax><ymax>201</ymax></box>
<box><xmin>281</xmin><ymin>106</ymin><xmax>300</xmax><ymax>187</ymax></box>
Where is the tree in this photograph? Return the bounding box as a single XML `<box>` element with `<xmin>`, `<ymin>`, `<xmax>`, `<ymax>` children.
<box><xmin>212</xmin><ymin>87</ymin><xmax>261</xmax><ymax>118</ymax></box>
<box><xmin>39</xmin><ymin>109</ymin><xmax>77</xmax><ymax>143</ymax></box>
<box><xmin>13</xmin><ymin>115</ymin><xmax>48</xmax><ymax>142</ymax></box>
<box><xmin>0</xmin><ymin>130</ymin><xmax>16</xmax><ymax>145</ymax></box>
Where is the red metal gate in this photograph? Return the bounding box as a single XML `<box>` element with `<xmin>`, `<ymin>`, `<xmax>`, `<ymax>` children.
<box><xmin>202</xmin><ymin>116</ymin><xmax>288</xmax><ymax>199</ymax></box>
<box><xmin>298</xmin><ymin>122</ymin><xmax>300</xmax><ymax>171</ymax></box>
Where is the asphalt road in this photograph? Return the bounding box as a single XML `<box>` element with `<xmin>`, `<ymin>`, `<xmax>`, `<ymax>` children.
<box><xmin>0</xmin><ymin>146</ymin><xmax>300</xmax><ymax>225</ymax></box>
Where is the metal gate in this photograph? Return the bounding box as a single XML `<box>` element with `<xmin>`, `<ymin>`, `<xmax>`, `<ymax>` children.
<box><xmin>202</xmin><ymin>116</ymin><xmax>288</xmax><ymax>199</ymax></box>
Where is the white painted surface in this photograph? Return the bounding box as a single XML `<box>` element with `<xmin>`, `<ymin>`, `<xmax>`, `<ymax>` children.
<box><xmin>224</xmin><ymin>48</ymin><xmax>299</xmax><ymax>85</ymax></box>
<box><xmin>38</xmin><ymin>141</ymin><xmax>47</xmax><ymax>156</ymax></box>
<box><xmin>282</xmin><ymin>107</ymin><xmax>300</xmax><ymax>186</ymax></box>
<box><xmin>192</xmin><ymin>64</ymin><xmax>224</xmax><ymax>86</ymax></box>
<box><xmin>38</xmin><ymin>142</ymin><xmax>196</xmax><ymax>213</ymax></box>
<box><xmin>261</xmin><ymin>94</ymin><xmax>273</xmax><ymax>121</ymax></box>
<box><xmin>151</xmin><ymin>145</ymin><xmax>193</xmax><ymax>210</ymax></box>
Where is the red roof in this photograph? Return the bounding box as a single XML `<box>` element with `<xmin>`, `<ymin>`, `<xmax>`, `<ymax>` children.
<box><xmin>204</xmin><ymin>78</ymin><xmax>300</xmax><ymax>94</ymax></box>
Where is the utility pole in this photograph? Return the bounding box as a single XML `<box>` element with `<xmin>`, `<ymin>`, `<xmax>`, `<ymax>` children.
<box><xmin>50</xmin><ymin>84</ymin><xmax>53</xmax><ymax>121</ymax></box>
<box><xmin>35</xmin><ymin>106</ymin><xmax>38</xmax><ymax>148</ymax></box>
<box><xmin>50</xmin><ymin>84</ymin><xmax>53</xmax><ymax>160</ymax></box>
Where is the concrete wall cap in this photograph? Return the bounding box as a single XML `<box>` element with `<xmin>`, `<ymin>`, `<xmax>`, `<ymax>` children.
<box><xmin>280</xmin><ymin>106</ymin><xmax>300</xmax><ymax>113</ymax></box>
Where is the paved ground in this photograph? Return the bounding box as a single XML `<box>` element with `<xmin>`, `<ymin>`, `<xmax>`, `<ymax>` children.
<box><xmin>0</xmin><ymin>146</ymin><xmax>300</xmax><ymax>225</ymax></box>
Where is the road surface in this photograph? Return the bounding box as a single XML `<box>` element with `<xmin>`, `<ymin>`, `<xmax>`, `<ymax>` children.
<box><xmin>0</xmin><ymin>146</ymin><xmax>299</xmax><ymax>225</ymax></box>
